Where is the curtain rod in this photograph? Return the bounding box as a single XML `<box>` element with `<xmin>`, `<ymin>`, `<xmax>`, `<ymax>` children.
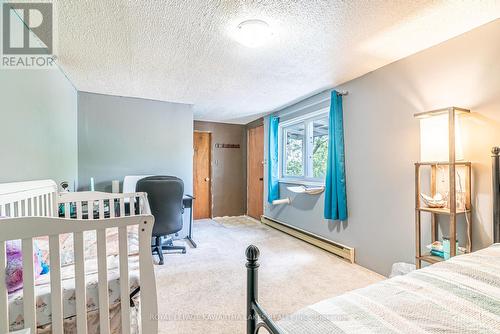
<box><xmin>273</xmin><ymin>89</ymin><xmax>349</xmax><ymax>118</ymax></box>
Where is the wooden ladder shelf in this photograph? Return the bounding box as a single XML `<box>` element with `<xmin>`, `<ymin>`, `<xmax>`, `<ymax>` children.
<box><xmin>414</xmin><ymin>107</ymin><xmax>472</xmax><ymax>269</ymax></box>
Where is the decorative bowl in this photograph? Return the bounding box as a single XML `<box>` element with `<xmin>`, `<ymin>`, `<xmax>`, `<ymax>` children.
<box><xmin>420</xmin><ymin>193</ymin><xmax>447</xmax><ymax>208</ymax></box>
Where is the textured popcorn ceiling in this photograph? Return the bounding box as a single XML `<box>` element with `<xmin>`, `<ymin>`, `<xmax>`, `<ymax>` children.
<box><xmin>53</xmin><ymin>1</ymin><xmax>500</xmax><ymax>124</ymax></box>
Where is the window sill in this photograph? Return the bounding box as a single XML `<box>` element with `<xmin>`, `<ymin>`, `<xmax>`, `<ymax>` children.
<box><xmin>279</xmin><ymin>178</ymin><xmax>325</xmax><ymax>187</ymax></box>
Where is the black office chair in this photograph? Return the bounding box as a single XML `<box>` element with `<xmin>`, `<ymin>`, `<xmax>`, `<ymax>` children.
<box><xmin>136</xmin><ymin>176</ymin><xmax>186</xmax><ymax>265</ymax></box>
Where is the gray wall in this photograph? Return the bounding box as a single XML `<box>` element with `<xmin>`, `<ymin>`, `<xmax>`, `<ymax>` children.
<box><xmin>264</xmin><ymin>20</ymin><xmax>500</xmax><ymax>276</ymax></box>
<box><xmin>0</xmin><ymin>68</ymin><xmax>78</xmax><ymax>188</ymax></box>
<box><xmin>78</xmin><ymin>92</ymin><xmax>194</xmax><ymax>236</ymax></box>
<box><xmin>194</xmin><ymin>121</ymin><xmax>247</xmax><ymax>217</ymax></box>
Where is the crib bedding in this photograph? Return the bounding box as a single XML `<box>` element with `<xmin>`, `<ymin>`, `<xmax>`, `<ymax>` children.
<box><xmin>278</xmin><ymin>244</ymin><xmax>500</xmax><ymax>334</ymax></box>
<box><xmin>8</xmin><ymin>254</ymin><xmax>140</xmax><ymax>331</ymax></box>
<box><xmin>8</xmin><ymin>228</ymin><xmax>141</xmax><ymax>332</ymax></box>
<box><xmin>36</xmin><ymin>298</ymin><xmax>141</xmax><ymax>334</ymax></box>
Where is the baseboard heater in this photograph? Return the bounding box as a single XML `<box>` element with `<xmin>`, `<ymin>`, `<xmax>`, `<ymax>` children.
<box><xmin>261</xmin><ymin>215</ymin><xmax>355</xmax><ymax>263</ymax></box>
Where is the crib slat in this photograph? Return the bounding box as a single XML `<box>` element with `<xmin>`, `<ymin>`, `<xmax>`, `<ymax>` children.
<box><xmin>74</xmin><ymin>231</ymin><xmax>88</xmax><ymax>333</ymax></box>
<box><xmin>30</xmin><ymin>198</ymin><xmax>33</xmax><ymax>216</ymax></box>
<box><xmin>97</xmin><ymin>228</ymin><xmax>111</xmax><ymax>334</ymax></box>
<box><xmin>64</xmin><ymin>202</ymin><xmax>70</xmax><ymax>219</ymax></box>
<box><xmin>139</xmin><ymin>220</ymin><xmax>158</xmax><ymax>333</ymax></box>
<box><xmin>51</xmin><ymin>193</ymin><xmax>55</xmax><ymax>216</ymax></box>
<box><xmin>24</xmin><ymin>199</ymin><xmax>29</xmax><ymax>217</ymax></box>
<box><xmin>119</xmin><ymin>198</ymin><xmax>125</xmax><ymax>218</ymax></box>
<box><xmin>0</xmin><ymin>204</ymin><xmax>3</xmax><ymax>216</ymax></box>
<box><xmin>99</xmin><ymin>200</ymin><xmax>105</xmax><ymax>219</ymax></box>
<box><xmin>138</xmin><ymin>196</ymin><xmax>143</xmax><ymax>215</ymax></box>
<box><xmin>88</xmin><ymin>201</ymin><xmax>94</xmax><ymax>220</ymax></box>
<box><xmin>0</xmin><ymin>241</ymin><xmax>8</xmax><ymax>334</ymax></box>
<box><xmin>76</xmin><ymin>201</ymin><xmax>83</xmax><ymax>220</ymax></box>
<box><xmin>44</xmin><ymin>194</ymin><xmax>48</xmax><ymax>216</ymax></box>
<box><xmin>29</xmin><ymin>197</ymin><xmax>37</xmax><ymax>217</ymax></box>
<box><xmin>52</xmin><ymin>192</ymin><xmax>59</xmax><ymax>218</ymax></box>
<box><xmin>129</xmin><ymin>197</ymin><xmax>135</xmax><ymax>216</ymax></box>
<box><xmin>49</xmin><ymin>235</ymin><xmax>63</xmax><ymax>334</ymax></box>
<box><xmin>119</xmin><ymin>226</ymin><xmax>131</xmax><ymax>334</ymax></box>
<box><xmin>109</xmin><ymin>199</ymin><xmax>115</xmax><ymax>219</ymax></box>
<box><xmin>38</xmin><ymin>195</ymin><xmax>43</xmax><ymax>216</ymax></box>
<box><xmin>11</xmin><ymin>202</ymin><xmax>17</xmax><ymax>217</ymax></box>
<box><xmin>22</xmin><ymin>238</ymin><xmax>36</xmax><ymax>332</ymax></box>
<box><xmin>47</xmin><ymin>193</ymin><xmax>52</xmax><ymax>216</ymax></box>
<box><xmin>16</xmin><ymin>201</ymin><xmax>20</xmax><ymax>217</ymax></box>
<box><xmin>42</xmin><ymin>195</ymin><xmax>46</xmax><ymax>216</ymax></box>
<box><xmin>30</xmin><ymin>197</ymin><xmax>38</xmax><ymax>217</ymax></box>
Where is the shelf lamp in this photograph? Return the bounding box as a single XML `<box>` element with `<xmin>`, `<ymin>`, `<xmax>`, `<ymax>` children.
<box><xmin>414</xmin><ymin>107</ymin><xmax>473</xmax><ymax>267</ymax></box>
<box><xmin>415</xmin><ymin>107</ymin><xmax>469</xmax><ymax>162</ymax></box>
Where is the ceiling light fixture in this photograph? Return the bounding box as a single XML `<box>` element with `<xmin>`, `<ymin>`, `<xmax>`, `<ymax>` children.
<box><xmin>233</xmin><ymin>19</ymin><xmax>272</xmax><ymax>48</ymax></box>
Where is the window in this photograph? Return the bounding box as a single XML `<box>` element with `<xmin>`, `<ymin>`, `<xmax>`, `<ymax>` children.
<box><xmin>280</xmin><ymin>110</ymin><xmax>329</xmax><ymax>182</ymax></box>
<box><xmin>312</xmin><ymin>117</ymin><xmax>329</xmax><ymax>178</ymax></box>
<box><xmin>284</xmin><ymin>123</ymin><xmax>305</xmax><ymax>177</ymax></box>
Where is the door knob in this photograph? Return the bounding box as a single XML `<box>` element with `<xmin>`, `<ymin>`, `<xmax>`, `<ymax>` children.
<box><xmin>259</xmin><ymin>178</ymin><xmax>264</xmax><ymax>181</ymax></box>
<box><xmin>205</xmin><ymin>177</ymin><xmax>210</xmax><ymax>182</ymax></box>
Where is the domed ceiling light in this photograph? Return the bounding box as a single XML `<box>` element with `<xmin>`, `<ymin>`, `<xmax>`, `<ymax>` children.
<box><xmin>233</xmin><ymin>19</ymin><xmax>272</xmax><ymax>48</ymax></box>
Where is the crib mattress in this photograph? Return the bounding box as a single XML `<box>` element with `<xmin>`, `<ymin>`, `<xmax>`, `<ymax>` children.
<box><xmin>279</xmin><ymin>244</ymin><xmax>500</xmax><ymax>333</ymax></box>
<box><xmin>8</xmin><ymin>254</ymin><xmax>140</xmax><ymax>331</ymax></box>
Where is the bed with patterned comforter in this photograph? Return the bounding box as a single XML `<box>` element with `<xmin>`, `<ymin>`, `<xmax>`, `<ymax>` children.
<box><xmin>278</xmin><ymin>244</ymin><xmax>500</xmax><ymax>333</ymax></box>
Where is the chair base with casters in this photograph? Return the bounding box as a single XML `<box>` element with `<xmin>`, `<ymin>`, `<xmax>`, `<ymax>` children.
<box><xmin>152</xmin><ymin>235</ymin><xmax>186</xmax><ymax>265</ymax></box>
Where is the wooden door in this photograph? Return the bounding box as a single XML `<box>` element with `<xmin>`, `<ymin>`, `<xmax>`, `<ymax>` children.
<box><xmin>247</xmin><ymin>125</ymin><xmax>264</xmax><ymax>220</ymax></box>
<box><xmin>193</xmin><ymin>132</ymin><xmax>211</xmax><ymax>219</ymax></box>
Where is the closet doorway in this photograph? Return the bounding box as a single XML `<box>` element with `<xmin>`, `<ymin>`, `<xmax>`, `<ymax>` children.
<box><xmin>193</xmin><ymin>131</ymin><xmax>212</xmax><ymax>219</ymax></box>
<box><xmin>247</xmin><ymin>125</ymin><xmax>264</xmax><ymax>220</ymax></box>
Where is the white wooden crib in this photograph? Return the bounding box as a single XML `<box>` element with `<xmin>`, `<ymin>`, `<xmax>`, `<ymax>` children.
<box><xmin>0</xmin><ymin>180</ymin><xmax>158</xmax><ymax>334</ymax></box>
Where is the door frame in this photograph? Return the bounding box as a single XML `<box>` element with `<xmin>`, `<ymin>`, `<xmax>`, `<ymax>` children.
<box><xmin>193</xmin><ymin>130</ymin><xmax>213</xmax><ymax>219</ymax></box>
<box><xmin>246</xmin><ymin>124</ymin><xmax>264</xmax><ymax>220</ymax></box>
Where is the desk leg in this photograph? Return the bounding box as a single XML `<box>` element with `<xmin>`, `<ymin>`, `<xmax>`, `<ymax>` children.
<box><xmin>186</xmin><ymin>203</ymin><xmax>197</xmax><ymax>248</ymax></box>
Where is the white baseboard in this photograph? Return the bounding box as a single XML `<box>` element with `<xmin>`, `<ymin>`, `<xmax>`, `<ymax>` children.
<box><xmin>261</xmin><ymin>215</ymin><xmax>355</xmax><ymax>263</ymax></box>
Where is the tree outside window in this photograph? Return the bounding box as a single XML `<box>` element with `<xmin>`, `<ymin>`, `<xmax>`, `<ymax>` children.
<box><xmin>280</xmin><ymin>112</ymin><xmax>329</xmax><ymax>182</ymax></box>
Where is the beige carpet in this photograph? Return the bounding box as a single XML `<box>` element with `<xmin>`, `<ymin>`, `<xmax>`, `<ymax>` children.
<box><xmin>154</xmin><ymin>216</ymin><xmax>384</xmax><ymax>334</ymax></box>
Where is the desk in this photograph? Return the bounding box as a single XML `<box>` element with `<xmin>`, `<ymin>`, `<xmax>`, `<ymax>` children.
<box><xmin>183</xmin><ymin>195</ymin><xmax>196</xmax><ymax>248</ymax></box>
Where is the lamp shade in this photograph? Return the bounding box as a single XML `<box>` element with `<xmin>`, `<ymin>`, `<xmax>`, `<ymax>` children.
<box><xmin>419</xmin><ymin>113</ymin><xmax>464</xmax><ymax>162</ymax></box>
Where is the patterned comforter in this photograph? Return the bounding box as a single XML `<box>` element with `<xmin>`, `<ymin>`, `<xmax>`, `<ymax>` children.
<box><xmin>279</xmin><ymin>244</ymin><xmax>500</xmax><ymax>333</ymax></box>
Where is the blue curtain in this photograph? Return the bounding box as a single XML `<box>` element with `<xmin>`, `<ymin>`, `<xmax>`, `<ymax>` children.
<box><xmin>268</xmin><ymin>116</ymin><xmax>280</xmax><ymax>203</ymax></box>
<box><xmin>324</xmin><ymin>91</ymin><xmax>348</xmax><ymax>220</ymax></box>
